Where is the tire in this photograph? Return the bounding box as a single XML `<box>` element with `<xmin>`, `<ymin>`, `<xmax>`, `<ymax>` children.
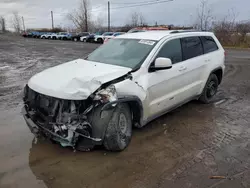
<box><xmin>74</xmin><ymin>38</ymin><xmax>78</xmax><ymax>42</ymax></box>
<box><xmin>83</xmin><ymin>39</ymin><xmax>86</xmax><ymax>42</ymax></box>
<box><xmin>42</xmin><ymin>36</ymin><xmax>45</xmax><ymax>39</ymax></box>
<box><xmin>52</xmin><ymin>36</ymin><xmax>56</xmax><ymax>40</ymax></box>
<box><xmin>104</xmin><ymin>103</ymin><xmax>132</xmax><ymax>151</ymax></box>
<box><xmin>97</xmin><ymin>38</ymin><xmax>103</xmax><ymax>43</ymax></box>
<box><xmin>199</xmin><ymin>74</ymin><xmax>219</xmax><ymax>104</ymax></box>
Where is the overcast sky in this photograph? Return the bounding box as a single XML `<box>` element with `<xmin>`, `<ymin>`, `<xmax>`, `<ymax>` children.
<box><xmin>1</xmin><ymin>0</ymin><xmax>249</xmax><ymax>30</ymax></box>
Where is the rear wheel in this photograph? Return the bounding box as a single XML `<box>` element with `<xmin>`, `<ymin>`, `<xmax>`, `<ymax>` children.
<box><xmin>104</xmin><ymin>103</ymin><xmax>132</xmax><ymax>151</ymax></box>
<box><xmin>199</xmin><ymin>74</ymin><xmax>219</xmax><ymax>103</ymax></box>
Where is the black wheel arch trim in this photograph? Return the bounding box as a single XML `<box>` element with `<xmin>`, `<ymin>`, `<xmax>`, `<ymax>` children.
<box><xmin>101</xmin><ymin>96</ymin><xmax>144</xmax><ymax>126</ymax></box>
<box><xmin>210</xmin><ymin>66</ymin><xmax>224</xmax><ymax>84</ymax></box>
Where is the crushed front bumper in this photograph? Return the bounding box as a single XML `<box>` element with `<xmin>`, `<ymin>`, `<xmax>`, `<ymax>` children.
<box><xmin>21</xmin><ymin>107</ymin><xmax>102</xmax><ymax>148</ymax></box>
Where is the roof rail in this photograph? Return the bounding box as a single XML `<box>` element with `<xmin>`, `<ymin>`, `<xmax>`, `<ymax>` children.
<box><xmin>170</xmin><ymin>30</ymin><xmax>198</xmax><ymax>34</ymax></box>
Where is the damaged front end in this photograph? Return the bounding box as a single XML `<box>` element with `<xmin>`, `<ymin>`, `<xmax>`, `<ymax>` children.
<box><xmin>22</xmin><ymin>84</ymin><xmax>117</xmax><ymax>151</ymax></box>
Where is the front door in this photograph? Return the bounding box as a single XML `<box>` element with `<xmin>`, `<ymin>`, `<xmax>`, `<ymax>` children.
<box><xmin>146</xmin><ymin>37</ymin><xmax>205</xmax><ymax>118</ymax></box>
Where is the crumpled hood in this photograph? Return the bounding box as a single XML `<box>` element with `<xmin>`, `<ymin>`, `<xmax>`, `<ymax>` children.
<box><xmin>28</xmin><ymin>59</ymin><xmax>131</xmax><ymax>100</ymax></box>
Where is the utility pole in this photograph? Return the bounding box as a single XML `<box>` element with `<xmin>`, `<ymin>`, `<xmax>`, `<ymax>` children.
<box><xmin>21</xmin><ymin>16</ymin><xmax>25</xmax><ymax>32</ymax></box>
<box><xmin>108</xmin><ymin>1</ymin><xmax>110</xmax><ymax>32</ymax></box>
<box><xmin>51</xmin><ymin>11</ymin><xmax>54</xmax><ymax>30</ymax></box>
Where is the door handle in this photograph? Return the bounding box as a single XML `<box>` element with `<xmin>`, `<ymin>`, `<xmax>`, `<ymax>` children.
<box><xmin>179</xmin><ymin>66</ymin><xmax>187</xmax><ymax>71</ymax></box>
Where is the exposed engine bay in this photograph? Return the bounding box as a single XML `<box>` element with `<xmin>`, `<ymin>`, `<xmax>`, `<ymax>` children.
<box><xmin>23</xmin><ymin>84</ymin><xmax>118</xmax><ymax>151</ymax></box>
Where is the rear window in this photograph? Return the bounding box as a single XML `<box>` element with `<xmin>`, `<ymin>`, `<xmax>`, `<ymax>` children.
<box><xmin>181</xmin><ymin>37</ymin><xmax>203</xmax><ymax>60</ymax></box>
<box><xmin>200</xmin><ymin>36</ymin><xmax>219</xmax><ymax>53</ymax></box>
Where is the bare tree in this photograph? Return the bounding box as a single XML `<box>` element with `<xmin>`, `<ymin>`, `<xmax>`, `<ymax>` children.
<box><xmin>213</xmin><ymin>9</ymin><xmax>239</xmax><ymax>46</ymax></box>
<box><xmin>91</xmin><ymin>13</ymin><xmax>105</xmax><ymax>31</ymax></box>
<box><xmin>0</xmin><ymin>16</ymin><xmax>6</xmax><ymax>32</ymax></box>
<box><xmin>194</xmin><ymin>0</ymin><xmax>213</xmax><ymax>31</ymax></box>
<box><xmin>67</xmin><ymin>0</ymin><xmax>91</xmax><ymax>32</ymax></box>
<box><xmin>235</xmin><ymin>22</ymin><xmax>250</xmax><ymax>43</ymax></box>
<box><xmin>129</xmin><ymin>12</ymin><xmax>147</xmax><ymax>27</ymax></box>
<box><xmin>12</xmin><ymin>11</ymin><xmax>21</xmax><ymax>33</ymax></box>
<box><xmin>139</xmin><ymin>13</ymin><xmax>147</xmax><ymax>26</ymax></box>
<box><xmin>131</xmin><ymin>12</ymin><xmax>139</xmax><ymax>27</ymax></box>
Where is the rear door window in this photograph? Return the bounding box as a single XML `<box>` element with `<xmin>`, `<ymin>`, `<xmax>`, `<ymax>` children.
<box><xmin>200</xmin><ymin>36</ymin><xmax>219</xmax><ymax>53</ymax></box>
<box><xmin>181</xmin><ymin>37</ymin><xmax>203</xmax><ymax>60</ymax></box>
<box><xmin>156</xmin><ymin>39</ymin><xmax>183</xmax><ymax>64</ymax></box>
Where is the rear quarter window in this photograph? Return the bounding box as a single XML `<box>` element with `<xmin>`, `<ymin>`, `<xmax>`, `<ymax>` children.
<box><xmin>200</xmin><ymin>36</ymin><xmax>219</xmax><ymax>53</ymax></box>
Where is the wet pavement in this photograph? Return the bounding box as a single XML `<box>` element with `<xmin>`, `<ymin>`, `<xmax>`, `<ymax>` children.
<box><xmin>0</xmin><ymin>34</ymin><xmax>250</xmax><ymax>188</ymax></box>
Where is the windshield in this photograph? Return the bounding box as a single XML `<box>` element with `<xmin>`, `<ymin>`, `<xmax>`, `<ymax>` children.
<box><xmin>86</xmin><ymin>39</ymin><xmax>156</xmax><ymax>69</ymax></box>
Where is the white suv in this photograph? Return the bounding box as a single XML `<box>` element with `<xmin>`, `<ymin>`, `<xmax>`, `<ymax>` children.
<box><xmin>22</xmin><ymin>31</ymin><xmax>225</xmax><ymax>151</ymax></box>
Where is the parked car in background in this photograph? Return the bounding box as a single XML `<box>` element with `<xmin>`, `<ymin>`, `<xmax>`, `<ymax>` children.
<box><xmin>50</xmin><ymin>33</ymin><xmax>59</xmax><ymax>40</ymax></box>
<box><xmin>40</xmin><ymin>33</ymin><xmax>53</xmax><ymax>39</ymax></box>
<box><xmin>22</xmin><ymin>31</ymin><xmax>225</xmax><ymax>151</ymax></box>
<box><xmin>34</xmin><ymin>32</ymin><xmax>45</xmax><ymax>38</ymax></box>
<box><xmin>22</xmin><ymin>31</ymin><xmax>38</xmax><ymax>38</ymax></box>
<box><xmin>94</xmin><ymin>32</ymin><xmax>114</xmax><ymax>43</ymax></box>
<box><xmin>22</xmin><ymin>32</ymin><xmax>29</xmax><ymax>37</ymax></box>
<box><xmin>103</xmin><ymin>32</ymin><xmax>125</xmax><ymax>44</ymax></box>
<box><xmin>85</xmin><ymin>34</ymin><xmax>95</xmax><ymax>43</ymax></box>
<box><xmin>56</xmin><ymin>32</ymin><xmax>70</xmax><ymax>40</ymax></box>
<box><xmin>30</xmin><ymin>31</ymin><xmax>39</xmax><ymax>38</ymax></box>
<box><xmin>72</xmin><ymin>32</ymin><xmax>90</xmax><ymax>42</ymax></box>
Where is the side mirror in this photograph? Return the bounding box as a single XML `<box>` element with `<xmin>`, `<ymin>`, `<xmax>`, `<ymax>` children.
<box><xmin>149</xmin><ymin>57</ymin><xmax>172</xmax><ymax>72</ymax></box>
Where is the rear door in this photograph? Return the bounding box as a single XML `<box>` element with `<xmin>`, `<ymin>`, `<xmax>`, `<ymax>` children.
<box><xmin>177</xmin><ymin>36</ymin><xmax>207</xmax><ymax>100</ymax></box>
<box><xmin>199</xmin><ymin>36</ymin><xmax>223</xmax><ymax>92</ymax></box>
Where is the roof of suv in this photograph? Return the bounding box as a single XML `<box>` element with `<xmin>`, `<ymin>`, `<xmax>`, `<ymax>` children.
<box><xmin>117</xmin><ymin>30</ymin><xmax>214</xmax><ymax>41</ymax></box>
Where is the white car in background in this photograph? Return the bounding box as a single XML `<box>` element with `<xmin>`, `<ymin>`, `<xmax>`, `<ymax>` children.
<box><xmin>50</xmin><ymin>33</ymin><xmax>59</xmax><ymax>40</ymax></box>
<box><xmin>40</xmin><ymin>33</ymin><xmax>53</xmax><ymax>39</ymax></box>
<box><xmin>56</xmin><ymin>32</ymin><xmax>71</xmax><ymax>40</ymax></box>
<box><xmin>103</xmin><ymin>32</ymin><xmax>125</xmax><ymax>44</ymax></box>
<box><xmin>94</xmin><ymin>32</ymin><xmax>114</xmax><ymax>43</ymax></box>
<box><xmin>79</xmin><ymin>32</ymin><xmax>91</xmax><ymax>42</ymax></box>
<box><xmin>22</xmin><ymin>31</ymin><xmax>225</xmax><ymax>151</ymax></box>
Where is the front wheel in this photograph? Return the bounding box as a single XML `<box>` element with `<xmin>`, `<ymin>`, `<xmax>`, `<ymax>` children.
<box><xmin>104</xmin><ymin>103</ymin><xmax>132</xmax><ymax>151</ymax></box>
<box><xmin>97</xmin><ymin>38</ymin><xmax>103</xmax><ymax>43</ymax></box>
<box><xmin>199</xmin><ymin>74</ymin><xmax>219</xmax><ymax>104</ymax></box>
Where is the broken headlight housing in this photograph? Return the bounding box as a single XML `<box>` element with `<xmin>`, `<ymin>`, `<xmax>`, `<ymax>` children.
<box><xmin>94</xmin><ymin>85</ymin><xmax>117</xmax><ymax>103</ymax></box>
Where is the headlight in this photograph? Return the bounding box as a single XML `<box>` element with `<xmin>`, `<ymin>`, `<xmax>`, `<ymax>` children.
<box><xmin>94</xmin><ymin>85</ymin><xmax>117</xmax><ymax>103</ymax></box>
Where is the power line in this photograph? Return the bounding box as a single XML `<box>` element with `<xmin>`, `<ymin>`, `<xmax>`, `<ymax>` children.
<box><xmin>111</xmin><ymin>0</ymin><xmax>174</xmax><ymax>10</ymax></box>
<box><xmin>92</xmin><ymin>5</ymin><xmax>104</xmax><ymax>10</ymax></box>
<box><xmin>112</xmin><ymin>0</ymin><xmax>162</xmax><ymax>5</ymax></box>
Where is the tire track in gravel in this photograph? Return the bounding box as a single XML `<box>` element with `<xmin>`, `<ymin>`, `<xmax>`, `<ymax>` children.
<box><xmin>157</xmin><ymin>129</ymin><xmax>239</xmax><ymax>183</ymax></box>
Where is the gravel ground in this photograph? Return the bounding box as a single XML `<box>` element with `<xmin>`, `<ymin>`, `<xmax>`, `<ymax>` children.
<box><xmin>0</xmin><ymin>34</ymin><xmax>250</xmax><ymax>188</ymax></box>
